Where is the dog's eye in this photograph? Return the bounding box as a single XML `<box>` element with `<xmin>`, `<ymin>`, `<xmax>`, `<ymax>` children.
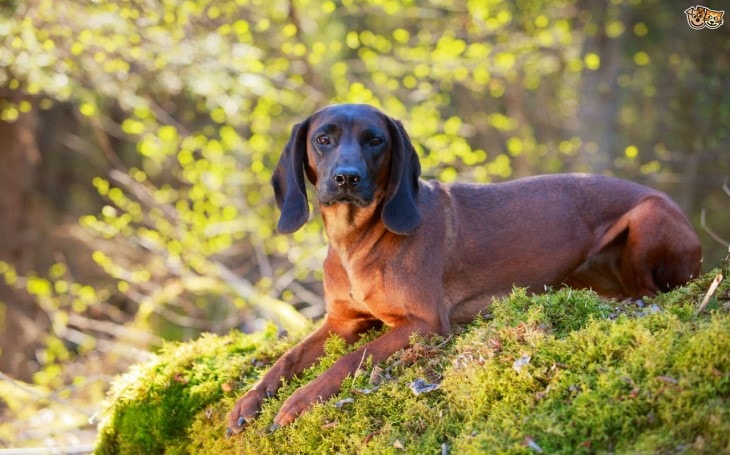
<box><xmin>369</xmin><ymin>137</ymin><xmax>383</xmax><ymax>147</ymax></box>
<box><xmin>316</xmin><ymin>135</ymin><xmax>331</xmax><ymax>145</ymax></box>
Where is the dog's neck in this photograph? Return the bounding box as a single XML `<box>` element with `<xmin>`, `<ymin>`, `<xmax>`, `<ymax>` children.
<box><xmin>320</xmin><ymin>201</ymin><xmax>389</xmax><ymax>262</ymax></box>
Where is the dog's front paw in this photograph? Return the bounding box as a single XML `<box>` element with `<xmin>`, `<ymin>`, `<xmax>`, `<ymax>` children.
<box><xmin>227</xmin><ymin>387</ymin><xmax>275</xmax><ymax>435</ymax></box>
<box><xmin>272</xmin><ymin>378</ymin><xmax>340</xmax><ymax>427</ymax></box>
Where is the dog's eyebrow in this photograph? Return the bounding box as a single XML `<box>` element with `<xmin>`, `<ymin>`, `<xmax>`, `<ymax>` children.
<box><xmin>359</xmin><ymin>127</ymin><xmax>386</xmax><ymax>138</ymax></box>
<box><xmin>312</xmin><ymin>123</ymin><xmax>340</xmax><ymax>136</ymax></box>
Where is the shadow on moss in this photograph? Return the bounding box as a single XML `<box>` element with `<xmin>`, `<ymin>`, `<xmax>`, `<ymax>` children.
<box><xmin>95</xmin><ymin>269</ymin><xmax>730</xmax><ymax>454</ymax></box>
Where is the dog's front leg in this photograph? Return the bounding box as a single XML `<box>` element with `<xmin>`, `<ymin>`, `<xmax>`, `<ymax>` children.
<box><xmin>271</xmin><ymin>319</ymin><xmax>442</xmax><ymax>427</ymax></box>
<box><xmin>227</xmin><ymin>315</ymin><xmax>373</xmax><ymax>434</ymax></box>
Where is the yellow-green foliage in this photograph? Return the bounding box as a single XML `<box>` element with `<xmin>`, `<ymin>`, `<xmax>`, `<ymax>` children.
<box><xmin>95</xmin><ymin>270</ymin><xmax>729</xmax><ymax>454</ymax></box>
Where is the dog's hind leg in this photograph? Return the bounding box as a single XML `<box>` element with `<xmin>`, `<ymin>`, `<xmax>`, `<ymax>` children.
<box><xmin>566</xmin><ymin>195</ymin><xmax>702</xmax><ymax>299</ymax></box>
<box><xmin>619</xmin><ymin>196</ymin><xmax>702</xmax><ymax>296</ymax></box>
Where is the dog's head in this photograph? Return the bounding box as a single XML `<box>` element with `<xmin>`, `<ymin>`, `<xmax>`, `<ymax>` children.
<box><xmin>271</xmin><ymin>104</ymin><xmax>422</xmax><ymax>235</ymax></box>
<box><xmin>685</xmin><ymin>6</ymin><xmax>707</xmax><ymax>29</ymax></box>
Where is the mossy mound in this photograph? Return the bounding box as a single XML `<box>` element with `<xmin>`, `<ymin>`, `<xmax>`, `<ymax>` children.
<box><xmin>95</xmin><ymin>270</ymin><xmax>730</xmax><ymax>454</ymax></box>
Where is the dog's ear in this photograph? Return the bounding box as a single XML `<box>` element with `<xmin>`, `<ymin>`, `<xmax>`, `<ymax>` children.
<box><xmin>272</xmin><ymin>120</ymin><xmax>311</xmax><ymax>234</ymax></box>
<box><xmin>382</xmin><ymin>118</ymin><xmax>422</xmax><ymax>235</ymax></box>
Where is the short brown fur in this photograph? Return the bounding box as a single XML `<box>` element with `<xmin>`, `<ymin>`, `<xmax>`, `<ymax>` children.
<box><xmin>228</xmin><ymin>104</ymin><xmax>701</xmax><ymax>433</ymax></box>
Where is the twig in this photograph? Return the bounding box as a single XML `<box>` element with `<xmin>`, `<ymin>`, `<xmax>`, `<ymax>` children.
<box><xmin>697</xmin><ymin>273</ymin><xmax>723</xmax><ymax>314</ymax></box>
<box><xmin>436</xmin><ymin>334</ymin><xmax>454</xmax><ymax>349</ymax></box>
<box><xmin>351</xmin><ymin>348</ymin><xmax>369</xmax><ymax>384</ymax></box>
<box><xmin>0</xmin><ymin>372</ymin><xmax>90</xmax><ymax>417</ymax></box>
<box><xmin>355</xmin><ymin>348</ymin><xmax>369</xmax><ymax>373</ymax></box>
<box><xmin>148</xmin><ymin>99</ymin><xmax>191</xmax><ymax>137</ymax></box>
<box><xmin>63</xmin><ymin>327</ymin><xmax>149</xmax><ymax>361</ymax></box>
<box><xmin>67</xmin><ymin>312</ymin><xmax>162</xmax><ymax>346</ymax></box>
<box><xmin>108</xmin><ymin>169</ymin><xmax>179</xmax><ymax>222</ymax></box>
<box><xmin>123</xmin><ymin>230</ymin><xmax>309</xmax><ymax>332</ymax></box>
<box><xmin>215</xmin><ymin>262</ymin><xmax>309</xmax><ymax>332</ymax></box>
<box><xmin>88</xmin><ymin>113</ymin><xmax>128</xmax><ymax>172</ymax></box>
<box><xmin>699</xmin><ymin>177</ymin><xmax>730</xmax><ymax>247</ymax></box>
<box><xmin>152</xmin><ymin>301</ymin><xmax>251</xmax><ymax>332</ymax></box>
<box><xmin>700</xmin><ymin>209</ymin><xmax>730</xmax><ymax>248</ymax></box>
<box><xmin>253</xmin><ymin>241</ymin><xmax>275</xmax><ymax>283</ymax></box>
<box><xmin>289</xmin><ymin>282</ymin><xmax>326</xmax><ymax>317</ymax></box>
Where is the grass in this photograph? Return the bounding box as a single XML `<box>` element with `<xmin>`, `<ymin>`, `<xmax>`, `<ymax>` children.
<box><xmin>94</xmin><ymin>266</ymin><xmax>729</xmax><ymax>454</ymax></box>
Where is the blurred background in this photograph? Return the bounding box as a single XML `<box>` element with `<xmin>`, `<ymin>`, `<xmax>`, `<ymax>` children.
<box><xmin>1</xmin><ymin>0</ymin><xmax>728</xmax><ymax>448</ymax></box>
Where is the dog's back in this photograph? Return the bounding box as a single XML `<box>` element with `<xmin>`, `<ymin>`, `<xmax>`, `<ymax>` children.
<box><xmin>433</xmin><ymin>174</ymin><xmax>700</xmax><ymax>317</ymax></box>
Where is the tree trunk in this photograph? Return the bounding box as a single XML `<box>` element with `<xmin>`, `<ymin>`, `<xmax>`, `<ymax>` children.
<box><xmin>0</xmin><ymin>100</ymin><xmax>48</xmax><ymax>381</ymax></box>
<box><xmin>574</xmin><ymin>1</ymin><xmax>626</xmax><ymax>173</ymax></box>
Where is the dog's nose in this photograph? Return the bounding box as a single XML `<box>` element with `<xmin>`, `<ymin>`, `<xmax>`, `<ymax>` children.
<box><xmin>333</xmin><ymin>167</ymin><xmax>362</xmax><ymax>187</ymax></box>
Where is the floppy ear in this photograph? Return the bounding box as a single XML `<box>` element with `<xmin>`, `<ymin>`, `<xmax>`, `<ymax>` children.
<box><xmin>382</xmin><ymin>118</ymin><xmax>422</xmax><ymax>235</ymax></box>
<box><xmin>271</xmin><ymin>120</ymin><xmax>311</xmax><ymax>234</ymax></box>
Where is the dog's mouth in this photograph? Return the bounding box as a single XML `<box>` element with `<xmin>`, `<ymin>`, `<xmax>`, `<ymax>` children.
<box><xmin>319</xmin><ymin>192</ymin><xmax>373</xmax><ymax>208</ymax></box>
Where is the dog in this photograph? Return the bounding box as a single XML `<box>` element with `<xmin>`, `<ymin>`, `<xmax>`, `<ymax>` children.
<box><xmin>227</xmin><ymin>104</ymin><xmax>701</xmax><ymax>435</ymax></box>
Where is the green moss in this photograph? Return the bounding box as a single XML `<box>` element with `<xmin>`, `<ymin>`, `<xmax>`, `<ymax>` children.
<box><xmin>95</xmin><ymin>324</ymin><xmax>297</xmax><ymax>454</ymax></box>
<box><xmin>95</xmin><ymin>271</ymin><xmax>730</xmax><ymax>454</ymax></box>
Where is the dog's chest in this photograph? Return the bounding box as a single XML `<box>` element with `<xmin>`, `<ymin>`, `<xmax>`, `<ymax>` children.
<box><xmin>342</xmin><ymin>266</ymin><xmax>403</xmax><ymax>326</ymax></box>
<box><xmin>345</xmin><ymin>266</ymin><xmax>382</xmax><ymax>308</ymax></box>
<box><xmin>324</xmin><ymin>244</ymin><xmax>407</xmax><ymax>325</ymax></box>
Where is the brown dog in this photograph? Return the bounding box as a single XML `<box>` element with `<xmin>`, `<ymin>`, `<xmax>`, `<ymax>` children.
<box><xmin>227</xmin><ymin>104</ymin><xmax>701</xmax><ymax>434</ymax></box>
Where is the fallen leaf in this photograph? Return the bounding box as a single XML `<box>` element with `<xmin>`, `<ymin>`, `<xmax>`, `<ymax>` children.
<box><xmin>512</xmin><ymin>354</ymin><xmax>531</xmax><ymax>372</ymax></box>
<box><xmin>409</xmin><ymin>378</ymin><xmax>441</xmax><ymax>395</ymax></box>
<box><xmin>334</xmin><ymin>397</ymin><xmax>354</xmax><ymax>408</ymax></box>
<box><xmin>354</xmin><ymin>385</ymin><xmax>380</xmax><ymax>395</ymax></box>
<box><xmin>524</xmin><ymin>436</ymin><xmax>543</xmax><ymax>453</ymax></box>
<box><xmin>369</xmin><ymin>365</ymin><xmax>385</xmax><ymax>385</ymax></box>
<box><xmin>363</xmin><ymin>430</ymin><xmax>380</xmax><ymax>444</ymax></box>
